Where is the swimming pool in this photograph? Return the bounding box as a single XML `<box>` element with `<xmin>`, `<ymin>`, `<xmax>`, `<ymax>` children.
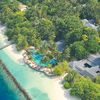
<box><xmin>31</xmin><ymin>50</ymin><xmax>57</xmax><ymax>67</ymax></box>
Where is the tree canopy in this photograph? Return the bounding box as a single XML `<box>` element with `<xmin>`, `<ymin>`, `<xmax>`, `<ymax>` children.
<box><xmin>0</xmin><ymin>0</ymin><xmax>100</xmax><ymax>99</ymax></box>
<box><xmin>64</xmin><ymin>70</ymin><xmax>100</xmax><ymax>100</ymax></box>
<box><xmin>0</xmin><ymin>0</ymin><xmax>100</xmax><ymax>61</ymax></box>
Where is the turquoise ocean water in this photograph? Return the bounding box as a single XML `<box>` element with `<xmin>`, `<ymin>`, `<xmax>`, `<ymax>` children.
<box><xmin>0</xmin><ymin>49</ymin><xmax>50</xmax><ymax>100</ymax></box>
<box><xmin>0</xmin><ymin>64</ymin><xmax>27</xmax><ymax>100</ymax></box>
<box><xmin>0</xmin><ymin>25</ymin><xmax>55</xmax><ymax>100</ymax></box>
<box><xmin>0</xmin><ymin>25</ymin><xmax>80</xmax><ymax>100</ymax></box>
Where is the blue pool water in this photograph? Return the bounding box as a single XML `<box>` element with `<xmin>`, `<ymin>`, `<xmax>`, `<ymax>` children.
<box><xmin>32</xmin><ymin>50</ymin><xmax>57</xmax><ymax>67</ymax></box>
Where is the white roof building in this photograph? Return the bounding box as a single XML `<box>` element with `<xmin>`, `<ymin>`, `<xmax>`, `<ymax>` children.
<box><xmin>81</xmin><ymin>19</ymin><xmax>98</xmax><ymax>31</ymax></box>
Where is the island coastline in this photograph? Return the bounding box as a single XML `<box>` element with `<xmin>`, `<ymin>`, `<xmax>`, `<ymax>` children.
<box><xmin>0</xmin><ymin>24</ymin><xmax>79</xmax><ymax>100</ymax></box>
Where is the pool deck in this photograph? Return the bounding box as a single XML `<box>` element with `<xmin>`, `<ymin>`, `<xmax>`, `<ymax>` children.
<box><xmin>23</xmin><ymin>49</ymin><xmax>56</xmax><ymax>77</ymax></box>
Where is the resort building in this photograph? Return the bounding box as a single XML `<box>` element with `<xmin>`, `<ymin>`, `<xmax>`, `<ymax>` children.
<box><xmin>81</xmin><ymin>19</ymin><xmax>98</xmax><ymax>31</ymax></box>
<box><xmin>69</xmin><ymin>54</ymin><xmax>100</xmax><ymax>78</ymax></box>
<box><xmin>56</xmin><ymin>40</ymin><xmax>65</xmax><ymax>52</ymax></box>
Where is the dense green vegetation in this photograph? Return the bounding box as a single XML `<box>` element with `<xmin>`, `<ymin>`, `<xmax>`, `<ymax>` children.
<box><xmin>53</xmin><ymin>61</ymin><xmax>70</xmax><ymax>75</ymax></box>
<box><xmin>94</xmin><ymin>76</ymin><xmax>100</xmax><ymax>84</ymax></box>
<box><xmin>53</xmin><ymin>60</ymin><xmax>100</xmax><ymax>100</ymax></box>
<box><xmin>0</xmin><ymin>1</ymin><xmax>100</xmax><ymax>100</ymax></box>
<box><xmin>0</xmin><ymin>0</ymin><xmax>100</xmax><ymax>61</ymax></box>
<box><xmin>63</xmin><ymin>70</ymin><xmax>100</xmax><ymax>100</ymax></box>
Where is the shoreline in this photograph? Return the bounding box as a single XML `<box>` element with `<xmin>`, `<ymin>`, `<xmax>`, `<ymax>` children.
<box><xmin>0</xmin><ymin>24</ymin><xmax>79</xmax><ymax>100</ymax></box>
<box><xmin>3</xmin><ymin>44</ymin><xmax>70</xmax><ymax>100</ymax></box>
<box><xmin>1</xmin><ymin>47</ymin><xmax>80</xmax><ymax>100</ymax></box>
<box><xmin>0</xmin><ymin>60</ymin><xmax>32</xmax><ymax>100</ymax></box>
<box><xmin>3</xmin><ymin>44</ymin><xmax>25</xmax><ymax>64</ymax></box>
<box><xmin>2</xmin><ymin>46</ymin><xmax>71</xmax><ymax>100</ymax></box>
<box><xmin>0</xmin><ymin>25</ymin><xmax>25</xmax><ymax>64</ymax></box>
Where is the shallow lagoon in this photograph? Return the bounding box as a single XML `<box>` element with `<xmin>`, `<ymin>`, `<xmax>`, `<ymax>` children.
<box><xmin>0</xmin><ymin>50</ymin><xmax>50</xmax><ymax>100</ymax></box>
<box><xmin>0</xmin><ymin>49</ymin><xmax>79</xmax><ymax>100</ymax></box>
<box><xmin>0</xmin><ymin>64</ymin><xmax>28</xmax><ymax>100</ymax></box>
<box><xmin>0</xmin><ymin>42</ymin><xmax>79</xmax><ymax>100</ymax></box>
<box><xmin>0</xmin><ymin>25</ymin><xmax>80</xmax><ymax>100</ymax></box>
<box><xmin>0</xmin><ymin>25</ymin><xmax>50</xmax><ymax>100</ymax></box>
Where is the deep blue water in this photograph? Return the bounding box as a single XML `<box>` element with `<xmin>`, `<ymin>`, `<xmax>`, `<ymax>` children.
<box><xmin>0</xmin><ymin>76</ymin><xmax>17</xmax><ymax>100</ymax></box>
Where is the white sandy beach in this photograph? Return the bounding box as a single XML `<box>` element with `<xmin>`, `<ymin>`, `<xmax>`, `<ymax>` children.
<box><xmin>44</xmin><ymin>78</ymin><xmax>79</xmax><ymax>100</ymax></box>
<box><xmin>0</xmin><ymin>25</ymin><xmax>24</xmax><ymax>64</ymax></box>
<box><xmin>0</xmin><ymin>25</ymin><xmax>80</xmax><ymax>100</ymax></box>
<box><xmin>4</xmin><ymin>44</ymin><xmax>25</xmax><ymax>64</ymax></box>
<box><xmin>4</xmin><ymin>45</ymin><xmax>78</xmax><ymax>100</ymax></box>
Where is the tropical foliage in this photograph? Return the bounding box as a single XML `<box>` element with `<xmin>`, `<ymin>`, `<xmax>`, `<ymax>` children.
<box><xmin>0</xmin><ymin>0</ymin><xmax>100</xmax><ymax>61</ymax></box>
<box><xmin>64</xmin><ymin>70</ymin><xmax>100</xmax><ymax>100</ymax></box>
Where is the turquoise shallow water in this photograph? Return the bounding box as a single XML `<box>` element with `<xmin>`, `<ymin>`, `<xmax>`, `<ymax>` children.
<box><xmin>0</xmin><ymin>26</ymin><xmax>79</xmax><ymax>100</ymax></box>
<box><xmin>0</xmin><ymin>50</ymin><xmax>50</xmax><ymax>100</ymax></box>
<box><xmin>0</xmin><ymin>64</ymin><xmax>28</xmax><ymax>100</ymax></box>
